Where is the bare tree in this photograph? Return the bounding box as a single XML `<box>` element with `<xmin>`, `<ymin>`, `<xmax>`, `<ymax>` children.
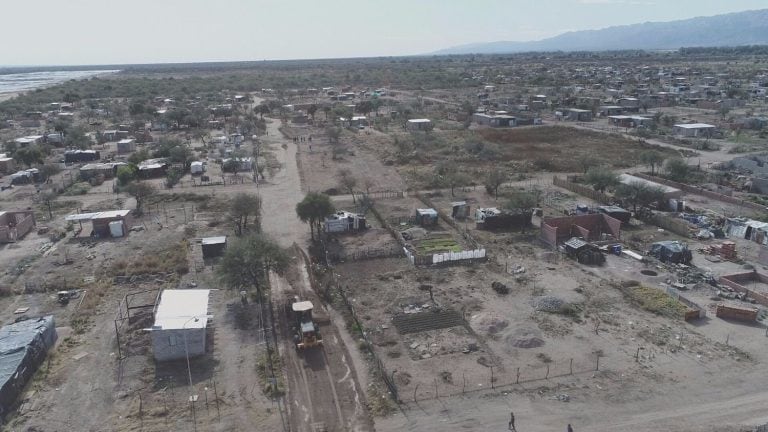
<box><xmin>485</xmin><ymin>168</ymin><xmax>507</xmax><ymax>199</ymax></box>
<box><xmin>337</xmin><ymin>168</ymin><xmax>358</xmax><ymax>203</ymax></box>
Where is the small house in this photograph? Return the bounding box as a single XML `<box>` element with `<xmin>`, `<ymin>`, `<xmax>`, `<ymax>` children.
<box><xmin>351</xmin><ymin>116</ymin><xmax>368</xmax><ymax>127</ymax></box>
<box><xmin>116</xmin><ymin>138</ymin><xmax>136</xmax><ymax>154</ymax></box>
<box><xmin>473</xmin><ymin>113</ymin><xmax>516</xmax><ymax>127</ymax></box>
<box><xmin>324</xmin><ymin>211</ymin><xmax>367</xmax><ymax>233</ymax></box>
<box><xmin>150</xmin><ymin>290</ymin><xmax>211</xmax><ymax>362</ymax></box>
<box><xmin>79</xmin><ymin>162</ymin><xmax>126</xmax><ymax>181</ymax></box>
<box><xmin>201</xmin><ymin>236</ymin><xmax>227</xmax><ymax>259</ymax></box>
<box><xmin>190</xmin><ymin>161</ymin><xmax>205</xmax><ymax>175</ymax></box>
<box><xmin>138</xmin><ymin>158</ymin><xmax>169</xmax><ymax>178</ymax></box>
<box><xmin>598</xmin><ymin>105</ymin><xmax>624</xmax><ymax>116</ymax></box>
<box><xmin>618</xmin><ymin>174</ymin><xmax>683</xmax><ymax>200</ymax></box>
<box><xmin>222</xmin><ymin>157</ymin><xmax>253</xmax><ymax>172</ymax></box>
<box><xmin>64</xmin><ymin>149</ymin><xmax>100</xmax><ymax>164</ymax></box>
<box><xmin>0</xmin><ymin>154</ymin><xmax>15</xmax><ymax>174</ymax></box>
<box><xmin>9</xmin><ymin>169</ymin><xmax>40</xmax><ymax>185</ymax></box>
<box><xmin>0</xmin><ymin>210</ymin><xmax>36</xmax><ymax>243</ymax></box>
<box><xmin>65</xmin><ymin>209</ymin><xmax>132</xmax><ymax>238</ymax></box>
<box><xmin>415</xmin><ymin>208</ymin><xmax>438</xmax><ymax>227</ymax></box>
<box><xmin>406</xmin><ymin>119</ymin><xmax>433</xmax><ymax>132</ymax></box>
<box><xmin>101</xmin><ymin>130</ymin><xmax>119</xmax><ymax>141</ymax></box>
<box><xmin>562</xmin><ymin>109</ymin><xmax>592</xmax><ymax>122</ymax></box>
<box><xmin>475</xmin><ymin>208</ymin><xmax>532</xmax><ymax>230</ymax></box>
<box><xmin>608</xmin><ymin>115</ymin><xmax>653</xmax><ymax>128</ymax></box>
<box><xmin>13</xmin><ymin>136</ymin><xmax>44</xmax><ymax>147</ymax></box>
<box><xmin>597</xmin><ymin>205</ymin><xmax>631</xmax><ymax>223</ymax></box>
<box><xmin>451</xmin><ymin>201</ymin><xmax>470</xmax><ymax>220</ymax></box>
<box><xmin>649</xmin><ymin>241</ymin><xmax>692</xmax><ymax>264</ymax></box>
<box><xmin>673</xmin><ymin>123</ymin><xmax>716</xmax><ymax>138</ymax></box>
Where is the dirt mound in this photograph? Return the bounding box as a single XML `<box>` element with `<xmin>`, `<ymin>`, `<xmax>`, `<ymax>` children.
<box><xmin>504</xmin><ymin>327</ymin><xmax>545</xmax><ymax>349</ymax></box>
<box><xmin>470</xmin><ymin>313</ymin><xmax>509</xmax><ymax>335</ymax></box>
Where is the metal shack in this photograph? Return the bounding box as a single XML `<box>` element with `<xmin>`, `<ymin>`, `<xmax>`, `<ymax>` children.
<box><xmin>150</xmin><ymin>289</ymin><xmax>211</xmax><ymax>361</ymax></box>
<box><xmin>201</xmin><ymin>236</ymin><xmax>227</xmax><ymax>259</ymax></box>
<box><xmin>324</xmin><ymin>211</ymin><xmax>367</xmax><ymax>233</ymax></box>
<box><xmin>415</xmin><ymin>208</ymin><xmax>438</xmax><ymax>227</ymax></box>
<box><xmin>0</xmin><ymin>316</ymin><xmax>57</xmax><ymax>415</ymax></box>
<box><xmin>64</xmin><ymin>209</ymin><xmax>132</xmax><ymax>238</ymax></box>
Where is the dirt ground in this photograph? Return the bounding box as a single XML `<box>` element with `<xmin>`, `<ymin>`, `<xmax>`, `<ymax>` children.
<box><xmin>293</xmin><ymin>125</ymin><xmax>407</xmax><ymax>194</ymax></box>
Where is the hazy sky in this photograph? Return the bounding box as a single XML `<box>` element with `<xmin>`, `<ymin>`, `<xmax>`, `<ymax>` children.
<box><xmin>1</xmin><ymin>0</ymin><xmax>766</xmax><ymax>65</ymax></box>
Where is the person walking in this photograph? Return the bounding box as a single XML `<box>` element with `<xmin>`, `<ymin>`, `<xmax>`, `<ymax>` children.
<box><xmin>567</xmin><ymin>424</ymin><xmax>574</xmax><ymax>432</ymax></box>
<box><xmin>508</xmin><ymin>411</ymin><xmax>516</xmax><ymax>431</ymax></box>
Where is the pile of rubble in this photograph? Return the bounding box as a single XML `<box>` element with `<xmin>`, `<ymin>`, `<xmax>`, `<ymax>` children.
<box><xmin>531</xmin><ymin>295</ymin><xmax>565</xmax><ymax>312</ymax></box>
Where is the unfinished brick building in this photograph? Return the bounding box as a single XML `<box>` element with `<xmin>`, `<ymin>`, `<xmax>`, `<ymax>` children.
<box><xmin>719</xmin><ymin>271</ymin><xmax>768</xmax><ymax>307</ymax></box>
<box><xmin>540</xmin><ymin>213</ymin><xmax>622</xmax><ymax>248</ymax></box>
<box><xmin>0</xmin><ymin>210</ymin><xmax>36</xmax><ymax>243</ymax></box>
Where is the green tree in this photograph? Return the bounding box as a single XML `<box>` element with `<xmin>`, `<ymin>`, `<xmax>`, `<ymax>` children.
<box><xmin>584</xmin><ymin>166</ymin><xmax>619</xmax><ymax>193</ymax></box>
<box><xmin>223</xmin><ymin>159</ymin><xmax>240</xmax><ymax>173</ymax></box>
<box><xmin>295</xmin><ymin>192</ymin><xmax>335</xmax><ymax>241</ymax></box>
<box><xmin>484</xmin><ymin>168</ymin><xmax>507</xmax><ymax>199</ymax></box>
<box><xmin>664</xmin><ymin>158</ymin><xmax>691</xmax><ymax>183</ymax></box>
<box><xmin>217</xmin><ymin>233</ymin><xmax>288</xmax><ymax>301</ymax></box>
<box><xmin>337</xmin><ymin>168</ymin><xmax>358</xmax><ymax>202</ymax></box>
<box><xmin>126</xmin><ymin>181</ymin><xmax>156</xmax><ymax>215</ymax></box>
<box><xmin>128</xmin><ymin>149</ymin><xmax>151</xmax><ymax>165</ymax></box>
<box><xmin>116</xmin><ymin>165</ymin><xmax>137</xmax><ymax>186</ymax></box>
<box><xmin>230</xmin><ymin>193</ymin><xmax>262</xmax><ymax>236</ymax></box>
<box><xmin>165</xmin><ymin>167</ymin><xmax>183</xmax><ymax>189</ymax></box>
<box><xmin>307</xmin><ymin>104</ymin><xmax>318</xmax><ymax>121</ymax></box>
<box><xmin>639</xmin><ymin>150</ymin><xmax>664</xmax><ymax>176</ymax></box>
<box><xmin>39</xmin><ymin>163</ymin><xmax>61</xmax><ymax>181</ymax></box>
<box><xmin>506</xmin><ymin>191</ymin><xmax>538</xmax><ymax>210</ymax></box>
<box><xmin>434</xmin><ymin>161</ymin><xmax>466</xmax><ymax>197</ymax></box>
<box><xmin>576</xmin><ymin>154</ymin><xmax>596</xmax><ymax>174</ymax></box>
<box><xmin>64</xmin><ymin>126</ymin><xmax>91</xmax><ymax>149</ymax></box>
<box><xmin>258</xmin><ymin>104</ymin><xmax>271</xmax><ymax>119</ymax></box>
<box><xmin>355</xmin><ymin>101</ymin><xmax>374</xmax><ymax>116</ymax></box>
<box><xmin>615</xmin><ymin>182</ymin><xmax>665</xmax><ymax>213</ymax></box>
<box><xmin>13</xmin><ymin>147</ymin><xmax>43</xmax><ymax>167</ymax></box>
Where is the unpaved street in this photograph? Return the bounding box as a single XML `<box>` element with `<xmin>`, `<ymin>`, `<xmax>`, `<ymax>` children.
<box><xmin>257</xmin><ymin>117</ymin><xmax>372</xmax><ymax>432</ymax></box>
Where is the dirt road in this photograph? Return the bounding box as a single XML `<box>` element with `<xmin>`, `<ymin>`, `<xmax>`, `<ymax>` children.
<box><xmin>258</xmin><ymin>119</ymin><xmax>311</xmax><ymax>248</ymax></box>
<box><xmin>256</xmin><ymin>117</ymin><xmax>372</xmax><ymax>432</ymax></box>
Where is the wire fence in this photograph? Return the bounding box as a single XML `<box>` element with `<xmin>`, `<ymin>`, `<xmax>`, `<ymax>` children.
<box><xmin>404</xmin><ymin>353</ymin><xmax>606</xmax><ymax>403</ymax></box>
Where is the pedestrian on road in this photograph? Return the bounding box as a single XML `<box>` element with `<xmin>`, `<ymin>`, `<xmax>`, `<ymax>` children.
<box><xmin>508</xmin><ymin>412</ymin><xmax>516</xmax><ymax>431</ymax></box>
<box><xmin>567</xmin><ymin>424</ymin><xmax>573</xmax><ymax>432</ymax></box>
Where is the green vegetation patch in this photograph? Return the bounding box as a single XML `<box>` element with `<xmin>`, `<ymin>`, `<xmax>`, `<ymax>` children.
<box><xmin>628</xmin><ymin>286</ymin><xmax>687</xmax><ymax>318</ymax></box>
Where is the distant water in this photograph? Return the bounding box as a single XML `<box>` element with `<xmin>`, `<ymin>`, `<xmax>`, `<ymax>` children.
<box><xmin>0</xmin><ymin>69</ymin><xmax>120</xmax><ymax>96</ymax></box>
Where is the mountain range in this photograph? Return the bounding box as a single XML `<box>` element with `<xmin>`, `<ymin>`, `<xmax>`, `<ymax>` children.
<box><xmin>433</xmin><ymin>9</ymin><xmax>768</xmax><ymax>55</ymax></box>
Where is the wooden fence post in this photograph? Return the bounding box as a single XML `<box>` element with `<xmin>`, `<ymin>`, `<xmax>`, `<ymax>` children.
<box><xmin>569</xmin><ymin>358</ymin><xmax>573</xmax><ymax>375</ymax></box>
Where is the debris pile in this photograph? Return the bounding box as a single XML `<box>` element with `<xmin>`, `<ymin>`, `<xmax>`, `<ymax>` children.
<box><xmin>531</xmin><ymin>296</ymin><xmax>565</xmax><ymax>312</ymax></box>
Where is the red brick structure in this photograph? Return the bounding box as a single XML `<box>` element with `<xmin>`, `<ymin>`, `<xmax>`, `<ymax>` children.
<box><xmin>0</xmin><ymin>210</ymin><xmax>36</xmax><ymax>243</ymax></box>
<box><xmin>719</xmin><ymin>271</ymin><xmax>768</xmax><ymax>307</ymax></box>
<box><xmin>540</xmin><ymin>213</ymin><xmax>622</xmax><ymax>248</ymax></box>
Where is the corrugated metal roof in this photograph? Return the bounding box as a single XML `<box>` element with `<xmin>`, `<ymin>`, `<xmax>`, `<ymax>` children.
<box><xmin>201</xmin><ymin>236</ymin><xmax>226</xmax><ymax>245</ymax></box>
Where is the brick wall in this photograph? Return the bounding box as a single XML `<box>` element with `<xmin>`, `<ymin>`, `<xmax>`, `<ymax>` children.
<box><xmin>719</xmin><ymin>271</ymin><xmax>768</xmax><ymax>307</ymax></box>
<box><xmin>540</xmin><ymin>213</ymin><xmax>621</xmax><ymax>248</ymax></box>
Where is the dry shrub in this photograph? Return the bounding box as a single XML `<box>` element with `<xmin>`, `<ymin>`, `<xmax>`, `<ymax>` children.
<box><xmin>110</xmin><ymin>241</ymin><xmax>189</xmax><ymax>276</ymax></box>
